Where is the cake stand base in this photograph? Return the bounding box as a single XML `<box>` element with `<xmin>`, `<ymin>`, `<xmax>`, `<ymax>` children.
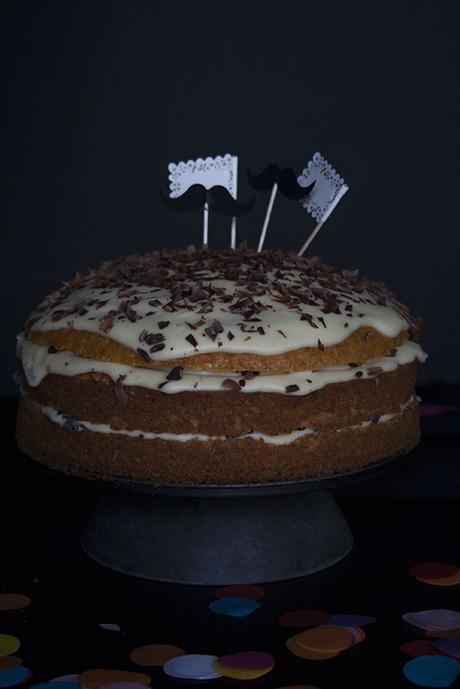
<box><xmin>81</xmin><ymin>488</ymin><xmax>353</xmax><ymax>584</ymax></box>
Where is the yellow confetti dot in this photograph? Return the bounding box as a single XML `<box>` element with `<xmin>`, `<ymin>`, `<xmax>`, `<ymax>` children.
<box><xmin>213</xmin><ymin>659</ymin><xmax>272</xmax><ymax>680</ymax></box>
<box><xmin>0</xmin><ymin>635</ymin><xmax>20</xmax><ymax>658</ymax></box>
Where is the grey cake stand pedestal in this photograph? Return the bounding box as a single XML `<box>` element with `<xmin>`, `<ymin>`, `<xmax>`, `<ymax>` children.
<box><xmin>81</xmin><ymin>457</ymin><xmax>398</xmax><ymax>585</ymax></box>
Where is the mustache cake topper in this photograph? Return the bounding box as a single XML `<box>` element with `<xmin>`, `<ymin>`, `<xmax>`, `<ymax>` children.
<box><xmin>160</xmin><ymin>184</ymin><xmax>254</xmax><ymax>217</ymax></box>
<box><xmin>248</xmin><ymin>164</ymin><xmax>315</xmax><ymax>252</ymax></box>
<box><xmin>164</xmin><ymin>154</ymin><xmax>252</xmax><ymax>248</ymax></box>
<box><xmin>248</xmin><ymin>164</ymin><xmax>314</xmax><ymax>200</ymax></box>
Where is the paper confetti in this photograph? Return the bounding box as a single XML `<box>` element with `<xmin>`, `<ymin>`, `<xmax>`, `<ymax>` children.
<box><xmin>0</xmin><ymin>636</ymin><xmax>20</xmax><ymax>659</ymax></box>
<box><xmin>426</xmin><ymin>629</ymin><xmax>460</xmax><ymax>640</ymax></box>
<box><xmin>31</xmin><ymin>683</ymin><xmax>80</xmax><ymax>689</ymax></box>
<box><xmin>275</xmin><ymin>686</ymin><xmax>320</xmax><ymax>689</ymax></box>
<box><xmin>0</xmin><ymin>596</ymin><xmax>31</xmax><ymax>613</ymax></box>
<box><xmin>50</xmin><ymin>674</ymin><xmax>80</xmax><ymax>684</ymax></box>
<box><xmin>401</xmin><ymin>641</ymin><xmax>443</xmax><ymax>658</ymax></box>
<box><xmin>295</xmin><ymin>625</ymin><xmax>354</xmax><ymax>653</ymax></box>
<box><xmin>163</xmin><ymin>654</ymin><xmax>222</xmax><ymax>680</ymax></box>
<box><xmin>129</xmin><ymin>643</ymin><xmax>186</xmax><ymax>667</ymax></box>
<box><xmin>98</xmin><ymin>684</ymin><xmax>149</xmax><ymax>689</ymax></box>
<box><xmin>278</xmin><ymin>609</ymin><xmax>330</xmax><ymax>628</ymax></box>
<box><xmin>214</xmin><ymin>652</ymin><xmax>275</xmax><ymax>680</ymax></box>
<box><xmin>328</xmin><ymin>614</ymin><xmax>377</xmax><ymax>627</ymax></box>
<box><xmin>410</xmin><ymin>563</ymin><xmax>459</xmax><ymax>580</ymax></box>
<box><xmin>0</xmin><ymin>666</ymin><xmax>31</xmax><ymax>688</ymax></box>
<box><xmin>208</xmin><ymin>596</ymin><xmax>260</xmax><ymax>617</ymax></box>
<box><xmin>403</xmin><ymin>655</ymin><xmax>460</xmax><ymax>688</ymax></box>
<box><xmin>78</xmin><ymin>670</ymin><xmax>150</xmax><ymax>689</ymax></box>
<box><xmin>0</xmin><ymin>659</ymin><xmax>22</xmax><ymax>672</ymax></box>
<box><xmin>403</xmin><ymin>610</ymin><xmax>460</xmax><ymax>633</ymax></box>
<box><xmin>214</xmin><ymin>584</ymin><xmax>265</xmax><ymax>600</ymax></box>
<box><xmin>409</xmin><ymin>563</ymin><xmax>460</xmax><ymax>587</ymax></box>
<box><xmin>286</xmin><ymin>635</ymin><xmax>338</xmax><ymax>660</ymax></box>
<box><xmin>98</xmin><ymin>624</ymin><xmax>121</xmax><ymax>633</ymax></box>
<box><xmin>50</xmin><ymin>676</ymin><xmax>80</xmax><ymax>684</ymax></box>
<box><xmin>433</xmin><ymin>639</ymin><xmax>460</xmax><ymax>659</ymax></box>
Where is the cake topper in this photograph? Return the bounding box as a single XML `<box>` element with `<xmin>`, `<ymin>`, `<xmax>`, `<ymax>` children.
<box><xmin>162</xmin><ymin>155</ymin><xmax>253</xmax><ymax>248</ymax></box>
<box><xmin>297</xmin><ymin>152</ymin><xmax>349</xmax><ymax>256</ymax></box>
<box><xmin>248</xmin><ymin>165</ymin><xmax>315</xmax><ymax>252</ymax></box>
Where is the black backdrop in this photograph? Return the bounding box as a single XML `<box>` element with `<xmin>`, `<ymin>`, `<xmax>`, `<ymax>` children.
<box><xmin>2</xmin><ymin>0</ymin><xmax>459</xmax><ymax>395</ymax></box>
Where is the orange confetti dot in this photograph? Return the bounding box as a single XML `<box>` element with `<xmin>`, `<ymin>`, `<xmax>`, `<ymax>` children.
<box><xmin>129</xmin><ymin>644</ymin><xmax>186</xmax><ymax>667</ymax></box>
<box><xmin>296</xmin><ymin>625</ymin><xmax>354</xmax><ymax>653</ymax></box>
<box><xmin>79</xmin><ymin>669</ymin><xmax>150</xmax><ymax>689</ymax></box>
<box><xmin>286</xmin><ymin>635</ymin><xmax>338</xmax><ymax>660</ymax></box>
<box><xmin>0</xmin><ymin>594</ymin><xmax>31</xmax><ymax>613</ymax></box>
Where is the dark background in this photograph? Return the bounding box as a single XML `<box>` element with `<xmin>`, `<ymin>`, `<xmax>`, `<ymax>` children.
<box><xmin>2</xmin><ymin>0</ymin><xmax>460</xmax><ymax>395</ymax></box>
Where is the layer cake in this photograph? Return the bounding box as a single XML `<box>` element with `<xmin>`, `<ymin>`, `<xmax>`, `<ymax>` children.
<box><xmin>16</xmin><ymin>248</ymin><xmax>426</xmax><ymax>484</ymax></box>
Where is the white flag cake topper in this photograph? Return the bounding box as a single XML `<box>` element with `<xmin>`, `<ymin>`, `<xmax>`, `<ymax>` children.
<box><xmin>297</xmin><ymin>152</ymin><xmax>349</xmax><ymax>256</ymax></box>
<box><xmin>168</xmin><ymin>154</ymin><xmax>238</xmax><ymax>248</ymax></box>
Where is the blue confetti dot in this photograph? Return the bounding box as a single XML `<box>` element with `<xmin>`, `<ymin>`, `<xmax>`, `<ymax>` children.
<box><xmin>209</xmin><ymin>596</ymin><xmax>260</xmax><ymax>617</ymax></box>
<box><xmin>403</xmin><ymin>655</ymin><xmax>460</xmax><ymax>688</ymax></box>
<box><xmin>0</xmin><ymin>667</ymin><xmax>31</xmax><ymax>688</ymax></box>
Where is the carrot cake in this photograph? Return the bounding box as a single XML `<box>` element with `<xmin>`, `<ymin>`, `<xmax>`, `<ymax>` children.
<box><xmin>16</xmin><ymin>247</ymin><xmax>426</xmax><ymax>484</ymax></box>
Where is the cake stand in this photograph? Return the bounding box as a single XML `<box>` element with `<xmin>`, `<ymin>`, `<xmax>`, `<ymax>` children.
<box><xmin>81</xmin><ymin>455</ymin><xmax>401</xmax><ymax>585</ymax></box>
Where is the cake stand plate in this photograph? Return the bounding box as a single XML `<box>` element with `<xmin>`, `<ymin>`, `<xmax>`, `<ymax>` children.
<box><xmin>81</xmin><ymin>455</ymin><xmax>401</xmax><ymax>585</ymax></box>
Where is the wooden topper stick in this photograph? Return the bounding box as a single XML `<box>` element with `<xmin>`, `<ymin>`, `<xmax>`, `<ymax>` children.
<box><xmin>257</xmin><ymin>182</ymin><xmax>278</xmax><ymax>252</ymax></box>
<box><xmin>202</xmin><ymin>202</ymin><xmax>209</xmax><ymax>247</ymax></box>
<box><xmin>297</xmin><ymin>221</ymin><xmax>324</xmax><ymax>256</ymax></box>
<box><xmin>230</xmin><ymin>217</ymin><xmax>237</xmax><ymax>249</ymax></box>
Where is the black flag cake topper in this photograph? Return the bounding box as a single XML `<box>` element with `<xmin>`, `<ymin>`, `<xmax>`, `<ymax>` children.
<box><xmin>248</xmin><ymin>164</ymin><xmax>315</xmax><ymax>251</ymax></box>
<box><xmin>161</xmin><ymin>154</ymin><xmax>253</xmax><ymax>248</ymax></box>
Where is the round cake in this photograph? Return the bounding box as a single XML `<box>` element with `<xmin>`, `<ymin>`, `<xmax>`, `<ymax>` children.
<box><xmin>16</xmin><ymin>247</ymin><xmax>426</xmax><ymax>485</ymax></box>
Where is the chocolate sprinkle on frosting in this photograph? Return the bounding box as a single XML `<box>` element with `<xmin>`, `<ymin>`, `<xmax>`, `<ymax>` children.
<box><xmin>185</xmin><ymin>333</ymin><xmax>198</xmax><ymax>347</ymax></box>
<box><xmin>285</xmin><ymin>384</ymin><xmax>300</xmax><ymax>393</ymax></box>
<box><xmin>221</xmin><ymin>378</ymin><xmax>241</xmax><ymax>391</ymax></box>
<box><xmin>136</xmin><ymin>347</ymin><xmax>151</xmax><ymax>362</ymax></box>
<box><xmin>166</xmin><ymin>366</ymin><xmax>183</xmax><ymax>381</ymax></box>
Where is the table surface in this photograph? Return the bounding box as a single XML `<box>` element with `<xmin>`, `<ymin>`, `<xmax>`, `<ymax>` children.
<box><xmin>1</xmin><ymin>392</ymin><xmax>460</xmax><ymax>689</ymax></box>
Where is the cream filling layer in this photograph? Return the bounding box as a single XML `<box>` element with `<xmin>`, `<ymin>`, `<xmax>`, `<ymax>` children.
<box><xmin>37</xmin><ymin>396</ymin><xmax>416</xmax><ymax>446</ymax></box>
<box><xmin>18</xmin><ymin>336</ymin><xmax>427</xmax><ymax>397</ymax></box>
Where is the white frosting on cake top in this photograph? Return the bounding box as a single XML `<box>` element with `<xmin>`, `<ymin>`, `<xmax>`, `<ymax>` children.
<box><xmin>26</xmin><ymin>249</ymin><xmax>418</xmax><ymax>362</ymax></box>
